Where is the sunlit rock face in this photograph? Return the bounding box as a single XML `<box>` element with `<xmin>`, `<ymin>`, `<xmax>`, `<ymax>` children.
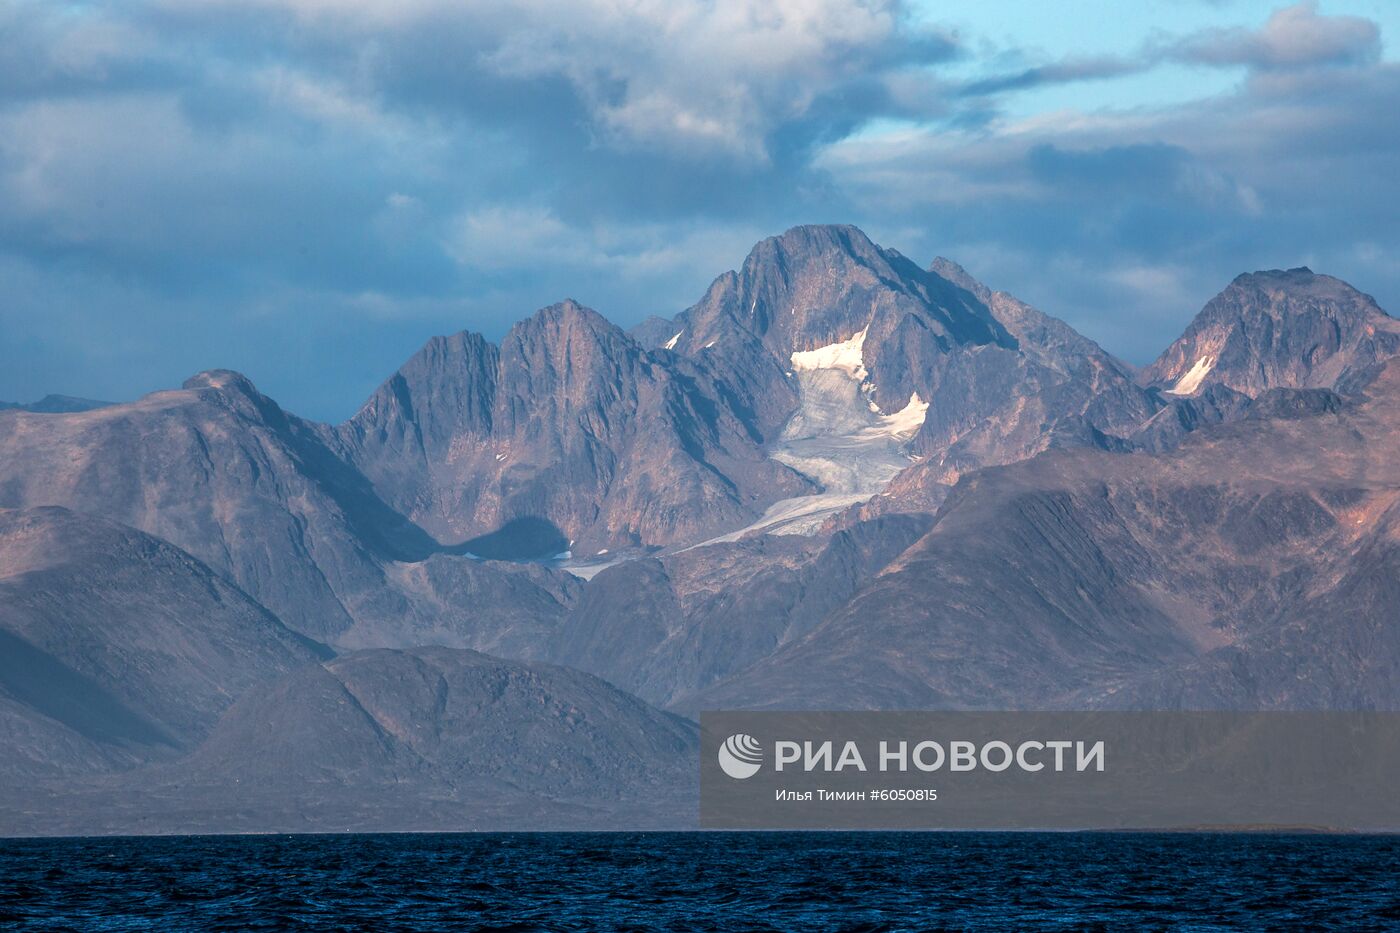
<box><xmin>692</xmin><ymin>362</ymin><xmax>1400</xmax><ymax>714</ymax></box>
<box><xmin>636</xmin><ymin>227</ymin><xmax>1161</xmax><ymax>532</ymax></box>
<box><xmin>1142</xmin><ymin>267</ymin><xmax>1400</xmax><ymax>399</ymax></box>
<box><xmin>338</xmin><ymin>299</ymin><xmax>810</xmax><ymax>556</ymax></box>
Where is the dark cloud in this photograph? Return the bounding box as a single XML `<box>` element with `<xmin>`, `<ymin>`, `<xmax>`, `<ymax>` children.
<box><xmin>959</xmin><ymin>57</ymin><xmax>1146</xmax><ymax>96</ymax></box>
<box><xmin>827</xmin><ymin>51</ymin><xmax>1400</xmax><ymax>362</ymax></box>
<box><xmin>0</xmin><ymin>0</ymin><xmax>1396</xmax><ymax>420</ymax></box>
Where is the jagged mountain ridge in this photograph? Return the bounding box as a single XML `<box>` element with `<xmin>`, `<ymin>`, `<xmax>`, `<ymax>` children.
<box><xmin>4</xmin><ymin>223</ymin><xmax>1399</xmax><ymax>834</ymax></box>
<box><xmin>0</xmin><ymin>369</ymin><xmax>583</xmax><ymax>648</ymax></box>
<box><xmin>690</xmin><ymin>367</ymin><xmax>1400</xmax><ymax>713</ymax></box>
<box><xmin>337</xmin><ymin>300</ymin><xmax>810</xmax><ymax>556</ymax></box>
<box><xmin>851</xmin><ymin>262</ymin><xmax>1400</xmax><ymax>523</ymax></box>
<box><xmin>335</xmin><ymin>225</ymin><xmax>1179</xmax><ymax>557</ymax></box>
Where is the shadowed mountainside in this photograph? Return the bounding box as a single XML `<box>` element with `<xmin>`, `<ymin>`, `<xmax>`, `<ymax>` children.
<box><xmin>0</xmin><ymin>371</ymin><xmax>582</xmax><ymax>649</ymax></box>
<box><xmin>3</xmin><ymin>223</ymin><xmax>1399</xmax><ymax>834</ymax></box>
<box><xmin>0</xmin><ymin>507</ymin><xmax>326</xmax><ymax>781</ymax></box>
<box><xmin>0</xmin><ymin>647</ymin><xmax>698</xmax><ymax>834</ymax></box>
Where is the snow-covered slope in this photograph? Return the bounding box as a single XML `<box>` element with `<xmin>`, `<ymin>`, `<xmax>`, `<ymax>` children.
<box><xmin>688</xmin><ymin>329</ymin><xmax>929</xmax><ymax>545</ymax></box>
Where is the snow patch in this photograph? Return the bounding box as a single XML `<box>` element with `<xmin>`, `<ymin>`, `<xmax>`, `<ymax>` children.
<box><xmin>790</xmin><ymin>327</ymin><xmax>868</xmax><ymax>380</ymax></box>
<box><xmin>1166</xmin><ymin>355</ymin><xmax>1215</xmax><ymax>395</ymax></box>
<box><xmin>688</xmin><ymin>372</ymin><xmax>925</xmax><ymax>551</ymax></box>
<box><xmin>663</xmin><ymin>331</ymin><xmax>682</xmax><ymax>350</ymax></box>
<box><xmin>873</xmin><ymin>393</ymin><xmax>928</xmax><ymax>437</ymax></box>
<box><xmin>703</xmin><ymin>340</ymin><xmax>716</xmax><ymax>349</ymax></box>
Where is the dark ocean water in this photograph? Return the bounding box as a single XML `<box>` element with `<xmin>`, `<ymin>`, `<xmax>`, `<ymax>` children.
<box><xmin>2</xmin><ymin>832</ymin><xmax>1398</xmax><ymax>931</ymax></box>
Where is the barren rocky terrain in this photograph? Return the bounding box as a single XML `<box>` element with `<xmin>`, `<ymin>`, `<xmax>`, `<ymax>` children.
<box><xmin>2</xmin><ymin>224</ymin><xmax>1397</xmax><ymax>833</ymax></box>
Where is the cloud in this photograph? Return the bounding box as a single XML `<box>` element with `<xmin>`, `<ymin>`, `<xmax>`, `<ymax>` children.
<box><xmin>821</xmin><ymin>47</ymin><xmax>1400</xmax><ymax>360</ymax></box>
<box><xmin>1167</xmin><ymin>1</ymin><xmax>1380</xmax><ymax>70</ymax></box>
<box><xmin>152</xmin><ymin>0</ymin><xmax>958</xmax><ymax>164</ymax></box>
<box><xmin>959</xmin><ymin>57</ymin><xmax>1146</xmax><ymax>97</ymax></box>
<box><xmin>0</xmin><ymin>0</ymin><xmax>1397</xmax><ymax>421</ymax></box>
<box><xmin>0</xmin><ymin>4</ymin><xmax>164</xmax><ymax>101</ymax></box>
<box><xmin>959</xmin><ymin>2</ymin><xmax>1382</xmax><ymax>98</ymax></box>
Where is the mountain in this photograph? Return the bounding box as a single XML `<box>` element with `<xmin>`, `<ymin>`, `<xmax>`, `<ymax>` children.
<box><xmin>1141</xmin><ymin>267</ymin><xmax>1400</xmax><ymax>398</ymax></box>
<box><xmin>849</xmin><ymin>265</ymin><xmax>1400</xmax><ymax>522</ymax></box>
<box><xmin>691</xmin><ymin>365</ymin><xmax>1400</xmax><ymax>713</ymax></box>
<box><xmin>0</xmin><ymin>370</ymin><xmax>580</xmax><ymax>648</ymax></box>
<box><xmin>0</xmin><ymin>647</ymin><xmax>698</xmax><ymax>834</ymax></box>
<box><xmin>0</xmin><ymin>507</ymin><xmax>325</xmax><ymax>782</ymax></box>
<box><xmin>546</xmin><ymin>512</ymin><xmax>932</xmax><ymax>708</ymax></box>
<box><xmin>625</xmin><ymin>226</ymin><xmax>1162</xmax><ymax>537</ymax></box>
<box><xmin>560</xmin><ymin>268</ymin><xmax>1400</xmax><ymax>714</ymax></box>
<box><xmin>0</xmin><ymin>395</ymin><xmax>112</xmax><ymax>414</ymax></box>
<box><xmin>5</xmin><ymin>221</ymin><xmax>1400</xmax><ymax>835</ymax></box>
<box><xmin>338</xmin><ymin>300</ymin><xmax>810</xmax><ymax>555</ymax></box>
<box><xmin>915</xmin><ymin>257</ymin><xmax>1157</xmax><ymax>482</ymax></box>
<box><xmin>656</xmin><ymin>225</ymin><xmax>1013</xmax><ymax>426</ymax></box>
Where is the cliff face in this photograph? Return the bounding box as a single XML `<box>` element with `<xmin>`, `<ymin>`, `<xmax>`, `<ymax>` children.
<box><xmin>0</xmin><ymin>370</ymin><xmax>581</xmax><ymax>649</ymax></box>
<box><xmin>339</xmin><ymin>299</ymin><xmax>809</xmax><ymax>555</ymax></box>
<box><xmin>1142</xmin><ymin>267</ymin><xmax>1400</xmax><ymax>398</ymax></box>
<box><xmin>4</xmin><ymin>224</ymin><xmax>1400</xmax><ymax>834</ymax></box>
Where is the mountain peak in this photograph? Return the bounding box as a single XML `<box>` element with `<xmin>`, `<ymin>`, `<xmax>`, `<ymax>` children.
<box><xmin>650</xmin><ymin>225</ymin><xmax>1024</xmax><ymax>436</ymax></box>
<box><xmin>718</xmin><ymin>224</ymin><xmax>1010</xmax><ymax>351</ymax></box>
<box><xmin>927</xmin><ymin>256</ymin><xmax>987</xmax><ymax>298</ymax></box>
<box><xmin>743</xmin><ymin>224</ymin><xmax>883</xmax><ymax>276</ymax></box>
<box><xmin>771</xmin><ymin>222</ymin><xmax>874</xmax><ymax>247</ymax></box>
<box><xmin>1234</xmin><ymin>266</ymin><xmax>1314</xmax><ymax>284</ymax></box>
<box><xmin>513</xmin><ymin>299</ymin><xmax>618</xmax><ymax>335</ymax></box>
<box><xmin>182</xmin><ymin>369</ymin><xmax>260</xmax><ymax>394</ymax></box>
<box><xmin>1144</xmin><ymin>268</ymin><xmax>1400</xmax><ymax>398</ymax></box>
<box><xmin>505</xmin><ymin>300</ymin><xmax>634</xmax><ymax>366</ymax></box>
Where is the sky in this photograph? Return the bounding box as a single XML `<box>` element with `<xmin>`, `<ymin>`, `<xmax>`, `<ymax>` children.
<box><xmin>2</xmin><ymin>1</ymin><xmax>1398</xmax><ymax>421</ymax></box>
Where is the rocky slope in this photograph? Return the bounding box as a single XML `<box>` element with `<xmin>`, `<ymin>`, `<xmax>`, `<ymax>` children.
<box><xmin>338</xmin><ymin>300</ymin><xmax>809</xmax><ymax>555</ymax></box>
<box><xmin>1141</xmin><ymin>267</ymin><xmax>1400</xmax><ymax>398</ymax></box>
<box><xmin>915</xmin><ymin>257</ymin><xmax>1157</xmax><ymax>483</ymax></box>
<box><xmin>0</xmin><ymin>371</ymin><xmax>581</xmax><ymax>648</ymax></box>
<box><xmin>853</xmin><ymin>266</ymin><xmax>1400</xmax><ymax>522</ymax></box>
<box><xmin>0</xmin><ymin>507</ymin><xmax>325</xmax><ymax>782</ymax></box>
<box><xmin>0</xmin><ymin>647</ymin><xmax>698</xmax><ymax>834</ymax></box>
<box><xmin>546</xmin><ymin>512</ymin><xmax>931</xmax><ymax>708</ymax></box>
<box><xmin>0</xmin><ymin>371</ymin><xmax>420</xmax><ymax>640</ymax></box>
<box><xmin>690</xmin><ymin>366</ymin><xmax>1400</xmax><ymax>713</ymax></box>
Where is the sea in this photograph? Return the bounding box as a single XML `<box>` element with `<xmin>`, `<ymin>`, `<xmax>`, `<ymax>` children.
<box><xmin>2</xmin><ymin>831</ymin><xmax>1398</xmax><ymax>931</ymax></box>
